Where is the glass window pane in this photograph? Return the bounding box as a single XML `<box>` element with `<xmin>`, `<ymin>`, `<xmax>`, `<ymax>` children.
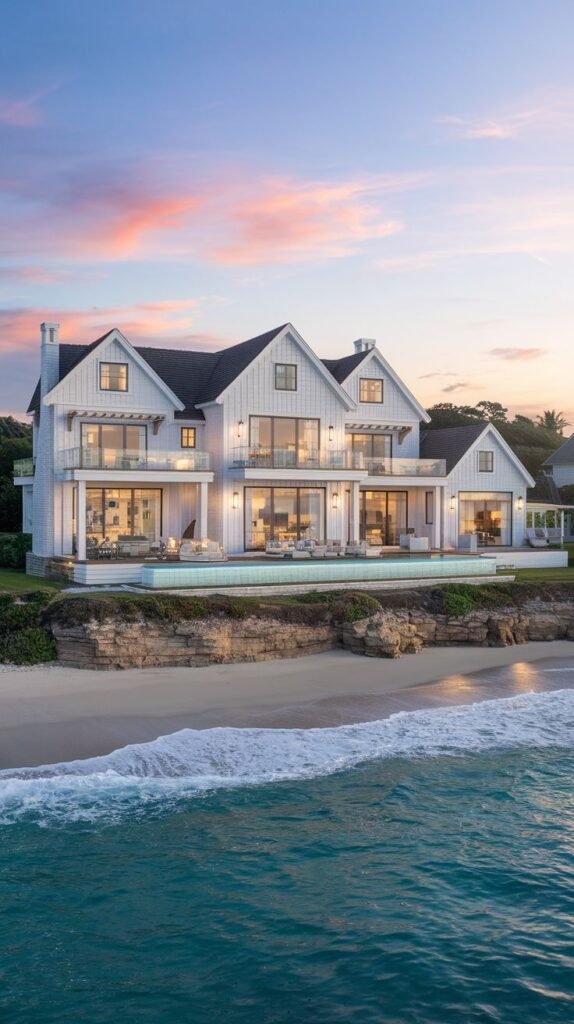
<box><xmin>298</xmin><ymin>488</ymin><xmax>324</xmax><ymax>541</ymax></box>
<box><xmin>86</xmin><ymin>489</ymin><xmax>105</xmax><ymax>542</ymax></box>
<box><xmin>250</xmin><ymin>417</ymin><xmax>272</xmax><ymax>448</ymax></box>
<box><xmin>181</xmin><ymin>428</ymin><xmax>196</xmax><ymax>448</ymax></box>
<box><xmin>244</xmin><ymin>488</ymin><xmax>272</xmax><ymax>550</ymax></box>
<box><xmin>133</xmin><ymin>489</ymin><xmax>161</xmax><ymax>541</ymax></box>
<box><xmin>359</xmin><ymin>378</ymin><xmax>383</xmax><ymax>403</ymax></box>
<box><xmin>275</xmin><ymin>364</ymin><xmax>297</xmax><ymax>390</ymax></box>
<box><xmin>100</xmin><ymin>363</ymin><xmax>128</xmax><ymax>391</ymax></box>
<box><xmin>273</xmin><ymin>419</ymin><xmax>297</xmax><ymax>467</ymax></box>
<box><xmin>272</xmin><ymin>488</ymin><xmax>298</xmax><ymax>540</ymax></box>
<box><xmin>298</xmin><ymin>420</ymin><xmax>319</xmax><ymax>466</ymax></box>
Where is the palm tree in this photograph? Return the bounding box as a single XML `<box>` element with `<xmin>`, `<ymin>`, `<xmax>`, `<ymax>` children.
<box><xmin>537</xmin><ymin>410</ymin><xmax>570</xmax><ymax>435</ymax></box>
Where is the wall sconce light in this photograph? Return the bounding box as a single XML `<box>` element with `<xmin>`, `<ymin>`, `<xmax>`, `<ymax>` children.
<box><xmin>237</xmin><ymin>420</ymin><xmax>244</xmax><ymax>439</ymax></box>
<box><xmin>232</xmin><ymin>491</ymin><xmax>239</xmax><ymax>510</ymax></box>
<box><xmin>517</xmin><ymin>495</ymin><xmax>524</xmax><ymax>511</ymax></box>
<box><xmin>449</xmin><ymin>494</ymin><xmax>457</xmax><ymax>511</ymax></box>
<box><xmin>332</xmin><ymin>491</ymin><xmax>340</xmax><ymax>510</ymax></box>
<box><xmin>328</xmin><ymin>425</ymin><xmax>334</xmax><ymax>443</ymax></box>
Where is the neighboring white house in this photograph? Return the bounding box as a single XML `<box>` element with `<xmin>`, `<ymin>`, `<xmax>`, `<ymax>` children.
<box><xmin>15</xmin><ymin>321</ymin><xmax>535</xmax><ymax>579</ymax></box>
<box><xmin>541</xmin><ymin>434</ymin><xmax>574</xmax><ymax>491</ymax></box>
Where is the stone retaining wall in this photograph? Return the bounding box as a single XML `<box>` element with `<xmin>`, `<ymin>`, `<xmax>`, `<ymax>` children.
<box><xmin>51</xmin><ymin>599</ymin><xmax>574</xmax><ymax>669</ymax></box>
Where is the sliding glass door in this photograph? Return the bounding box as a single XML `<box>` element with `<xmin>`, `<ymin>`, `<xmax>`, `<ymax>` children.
<box><xmin>248</xmin><ymin>417</ymin><xmax>320</xmax><ymax>468</ymax></box>
<box><xmin>78</xmin><ymin>487</ymin><xmax>162</xmax><ymax>547</ymax></box>
<box><xmin>244</xmin><ymin>487</ymin><xmax>325</xmax><ymax>549</ymax></box>
<box><xmin>361</xmin><ymin>491</ymin><xmax>408</xmax><ymax>545</ymax></box>
<box><xmin>459</xmin><ymin>492</ymin><xmax>512</xmax><ymax>546</ymax></box>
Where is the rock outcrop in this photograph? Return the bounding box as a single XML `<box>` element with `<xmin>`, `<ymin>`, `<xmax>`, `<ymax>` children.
<box><xmin>50</xmin><ymin>597</ymin><xmax>574</xmax><ymax>669</ymax></box>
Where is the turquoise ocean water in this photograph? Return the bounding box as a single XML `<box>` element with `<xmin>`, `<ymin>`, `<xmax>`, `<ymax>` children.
<box><xmin>1</xmin><ymin>664</ymin><xmax>574</xmax><ymax>1023</ymax></box>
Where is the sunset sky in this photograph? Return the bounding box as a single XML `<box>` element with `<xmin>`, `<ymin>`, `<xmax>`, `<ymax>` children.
<box><xmin>2</xmin><ymin>0</ymin><xmax>573</xmax><ymax>422</ymax></box>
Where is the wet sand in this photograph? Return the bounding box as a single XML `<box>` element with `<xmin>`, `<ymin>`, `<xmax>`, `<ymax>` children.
<box><xmin>0</xmin><ymin>642</ymin><xmax>573</xmax><ymax>769</ymax></box>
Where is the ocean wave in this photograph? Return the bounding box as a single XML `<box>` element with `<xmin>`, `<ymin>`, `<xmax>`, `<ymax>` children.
<box><xmin>1</xmin><ymin>688</ymin><xmax>574</xmax><ymax>826</ymax></box>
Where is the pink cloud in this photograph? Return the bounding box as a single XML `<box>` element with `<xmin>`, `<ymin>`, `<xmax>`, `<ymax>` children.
<box><xmin>0</xmin><ymin>85</ymin><xmax>59</xmax><ymax>127</ymax></box>
<box><xmin>0</xmin><ymin>301</ymin><xmax>200</xmax><ymax>354</ymax></box>
<box><xmin>0</xmin><ymin>167</ymin><xmax>417</xmax><ymax>267</ymax></box>
<box><xmin>489</xmin><ymin>347</ymin><xmax>547</xmax><ymax>361</ymax></box>
<box><xmin>437</xmin><ymin>96</ymin><xmax>574</xmax><ymax>141</ymax></box>
<box><xmin>209</xmin><ymin>177</ymin><xmax>402</xmax><ymax>265</ymax></box>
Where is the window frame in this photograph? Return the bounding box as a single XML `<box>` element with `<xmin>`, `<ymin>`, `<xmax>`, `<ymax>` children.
<box><xmin>99</xmin><ymin>361</ymin><xmax>129</xmax><ymax>392</ymax></box>
<box><xmin>274</xmin><ymin>363</ymin><xmax>298</xmax><ymax>392</ymax></box>
<box><xmin>477</xmin><ymin>450</ymin><xmax>494</xmax><ymax>473</ymax></box>
<box><xmin>180</xmin><ymin>427</ymin><xmax>197</xmax><ymax>449</ymax></box>
<box><xmin>359</xmin><ymin>377</ymin><xmax>384</xmax><ymax>404</ymax></box>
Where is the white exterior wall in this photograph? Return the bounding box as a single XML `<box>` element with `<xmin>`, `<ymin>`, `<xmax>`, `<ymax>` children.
<box><xmin>443</xmin><ymin>429</ymin><xmax>529</xmax><ymax>547</ymax></box>
<box><xmin>342</xmin><ymin>350</ymin><xmax>422</xmax><ymax>458</ymax></box>
<box><xmin>217</xmin><ymin>328</ymin><xmax>352</xmax><ymax>553</ymax></box>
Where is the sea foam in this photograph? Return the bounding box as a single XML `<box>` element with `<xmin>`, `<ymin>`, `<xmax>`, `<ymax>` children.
<box><xmin>1</xmin><ymin>687</ymin><xmax>574</xmax><ymax>825</ymax></box>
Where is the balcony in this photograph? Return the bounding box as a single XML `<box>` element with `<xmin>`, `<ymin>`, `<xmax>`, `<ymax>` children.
<box><xmin>362</xmin><ymin>457</ymin><xmax>446</xmax><ymax>477</ymax></box>
<box><xmin>230</xmin><ymin>447</ymin><xmax>365</xmax><ymax>471</ymax></box>
<box><xmin>229</xmin><ymin>447</ymin><xmax>446</xmax><ymax>478</ymax></box>
<box><xmin>57</xmin><ymin>448</ymin><xmax>211</xmax><ymax>473</ymax></box>
<box><xmin>13</xmin><ymin>458</ymin><xmax>34</xmax><ymax>478</ymax></box>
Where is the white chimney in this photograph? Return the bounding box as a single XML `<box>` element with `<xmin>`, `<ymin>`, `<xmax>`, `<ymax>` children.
<box><xmin>353</xmin><ymin>338</ymin><xmax>376</xmax><ymax>353</ymax></box>
<box><xmin>40</xmin><ymin>321</ymin><xmax>60</xmax><ymax>398</ymax></box>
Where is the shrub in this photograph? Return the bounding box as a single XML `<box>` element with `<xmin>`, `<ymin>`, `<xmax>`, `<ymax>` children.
<box><xmin>442</xmin><ymin>584</ymin><xmax>479</xmax><ymax>616</ymax></box>
<box><xmin>332</xmin><ymin>591</ymin><xmax>381</xmax><ymax>623</ymax></box>
<box><xmin>0</xmin><ymin>627</ymin><xmax>56</xmax><ymax>665</ymax></box>
<box><xmin>0</xmin><ymin>532</ymin><xmax>32</xmax><ymax>570</ymax></box>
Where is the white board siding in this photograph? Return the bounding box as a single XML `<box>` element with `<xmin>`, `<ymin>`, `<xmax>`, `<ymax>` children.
<box><xmin>342</xmin><ymin>350</ymin><xmax>423</xmax><ymax>460</ymax></box>
<box><xmin>444</xmin><ymin>431</ymin><xmax>529</xmax><ymax>547</ymax></box>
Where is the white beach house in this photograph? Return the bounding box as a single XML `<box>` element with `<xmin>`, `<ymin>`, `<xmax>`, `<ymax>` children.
<box><xmin>16</xmin><ymin>321</ymin><xmax>540</xmax><ymax>583</ymax></box>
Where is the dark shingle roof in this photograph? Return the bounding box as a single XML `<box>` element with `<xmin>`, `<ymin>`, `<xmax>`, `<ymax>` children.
<box><xmin>27</xmin><ymin>324</ymin><xmax>289</xmax><ymax>418</ymax></box>
<box><xmin>321</xmin><ymin>350</ymin><xmax>369</xmax><ymax>383</ymax></box>
<box><xmin>542</xmin><ymin>434</ymin><xmax>574</xmax><ymax>466</ymax></box>
<box><xmin>420</xmin><ymin>424</ymin><xmax>487</xmax><ymax>474</ymax></box>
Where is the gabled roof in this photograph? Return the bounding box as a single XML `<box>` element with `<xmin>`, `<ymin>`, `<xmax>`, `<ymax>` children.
<box><xmin>420</xmin><ymin>424</ymin><xmax>491</xmax><ymax>473</ymax></box>
<box><xmin>197</xmin><ymin>324</ymin><xmax>288</xmax><ymax>404</ymax></box>
<box><xmin>27</xmin><ymin>325</ymin><xmax>288</xmax><ymax>419</ymax></box>
<box><xmin>321</xmin><ymin>350</ymin><xmax>370</xmax><ymax>383</ymax></box>
<box><xmin>28</xmin><ymin>322</ymin><xmax>361</xmax><ymax>418</ymax></box>
<box><xmin>421</xmin><ymin>422</ymin><xmax>535</xmax><ymax>485</ymax></box>
<box><xmin>542</xmin><ymin>433</ymin><xmax>574</xmax><ymax>466</ymax></box>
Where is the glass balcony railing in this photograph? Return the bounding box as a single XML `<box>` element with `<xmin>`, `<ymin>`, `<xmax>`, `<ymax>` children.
<box><xmin>57</xmin><ymin>448</ymin><xmax>211</xmax><ymax>472</ymax></box>
<box><xmin>361</xmin><ymin>456</ymin><xmax>446</xmax><ymax>477</ymax></box>
<box><xmin>13</xmin><ymin>458</ymin><xmax>34</xmax><ymax>477</ymax></box>
<box><xmin>230</xmin><ymin>447</ymin><xmax>446</xmax><ymax>476</ymax></box>
<box><xmin>230</xmin><ymin>448</ymin><xmax>365</xmax><ymax>470</ymax></box>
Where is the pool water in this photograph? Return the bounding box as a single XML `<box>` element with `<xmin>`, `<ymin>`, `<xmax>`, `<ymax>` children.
<box><xmin>141</xmin><ymin>553</ymin><xmax>496</xmax><ymax>589</ymax></box>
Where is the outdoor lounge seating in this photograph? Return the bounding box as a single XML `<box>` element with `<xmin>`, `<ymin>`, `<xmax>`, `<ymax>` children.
<box><xmin>399</xmin><ymin>533</ymin><xmax>429</xmax><ymax>552</ymax></box>
<box><xmin>265</xmin><ymin>539</ymin><xmax>295</xmax><ymax>558</ymax></box>
<box><xmin>526</xmin><ymin>527</ymin><xmax>550</xmax><ymax>548</ymax></box>
<box><xmin>179</xmin><ymin>539</ymin><xmax>226</xmax><ymax>561</ymax></box>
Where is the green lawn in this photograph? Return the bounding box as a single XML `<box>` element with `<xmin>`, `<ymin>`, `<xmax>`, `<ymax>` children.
<box><xmin>498</xmin><ymin>543</ymin><xmax>574</xmax><ymax>582</ymax></box>
<box><xmin>0</xmin><ymin>568</ymin><xmax>65</xmax><ymax>594</ymax></box>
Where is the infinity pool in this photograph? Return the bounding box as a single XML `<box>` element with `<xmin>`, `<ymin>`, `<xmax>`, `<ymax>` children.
<box><xmin>140</xmin><ymin>554</ymin><xmax>497</xmax><ymax>589</ymax></box>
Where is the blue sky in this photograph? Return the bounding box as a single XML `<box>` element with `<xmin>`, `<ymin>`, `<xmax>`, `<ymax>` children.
<box><xmin>2</xmin><ymin>0</ymin><xmax>573</xmax><ymax>422</ymax></box>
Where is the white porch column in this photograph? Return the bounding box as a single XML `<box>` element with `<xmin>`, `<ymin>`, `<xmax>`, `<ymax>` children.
<box><xmin>197</xmin><ymin>481</ymin><xmax>209</xmax><ymax>539</ymax></box>
<box><xmin>432</xmin><ymin>485</ymin><xmax>442</xmax><ymax>550</ymax></box>
<box><xmin>76</xmin><ymin>479</ymin><xmax>86</xmax><ymax>561</ymax></box>
<box><xmin>350</xmin><ymin>482</ymin><xmax>361</xmax><ymax>542</ymax></box>
<box><xmin>560</xmin><ymin>509</ymin><xmax>565</xmax><ymax>547</ymax></box>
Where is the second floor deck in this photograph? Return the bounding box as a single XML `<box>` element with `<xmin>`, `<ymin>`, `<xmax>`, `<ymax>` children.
<box><xmin>229</xmin><ymin>447</ymin><xmax>446</xmax><ymax>478</ymax></box>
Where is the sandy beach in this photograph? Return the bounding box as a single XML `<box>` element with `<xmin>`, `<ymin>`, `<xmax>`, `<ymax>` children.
<box><xmin>0</xmin><ymin>641</ymin><xmax>572</xmax><ymax>769</ymax></box>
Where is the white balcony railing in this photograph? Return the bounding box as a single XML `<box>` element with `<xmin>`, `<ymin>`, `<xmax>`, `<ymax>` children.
<box><xmin>57</xmin><ymin>448</ymin><xmax>211</xmax><ymax>472</ymax></box>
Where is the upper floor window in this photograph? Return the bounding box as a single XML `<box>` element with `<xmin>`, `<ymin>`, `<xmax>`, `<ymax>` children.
<box><xmin>181</xmin><ymin>427</ymin><xmax>196</xmax><ymax>449</ymax></box>
<box><xmin>359</xmin><ymin>378</ymin><xmax>383</xmax><ymax>403</ymax></box>
<box><xmin>350</xmin><ymin>433</ymin><xmax>391</xmax><ymax>459</ymax></box>
<box><xmin>478</xmin><ymin>450</ymin><xmax>494</xmax><ymax>472</ymax></box>
<box><xmin>275</xmin><ymin>363</ymin><xmax>297</xmax><ymax>391</ymax></box>
<box><xmin>100</xmin><ymin>362</ymin><xmax>128</xmax><ymax>392</ymax></box>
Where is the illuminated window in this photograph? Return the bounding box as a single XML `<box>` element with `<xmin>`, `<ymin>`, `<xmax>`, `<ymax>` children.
<box><xmin>359</xmin><ymin>378</ymin><xmax>383</xmax><ymax>403</ymax></box>
<box><xmin>99</xmin><ymin>362</ymin><xmax>128</xmax><ymax>392</ymax></box>
<box><xmin>181</xmin><ymin>427</ymin><xmax>196</xmax><ymax>449</ymax></box>
<box><xmin>275</xmin><ymin>364</ymin><xmax>297</xmax><ymax>391</ymax></box>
